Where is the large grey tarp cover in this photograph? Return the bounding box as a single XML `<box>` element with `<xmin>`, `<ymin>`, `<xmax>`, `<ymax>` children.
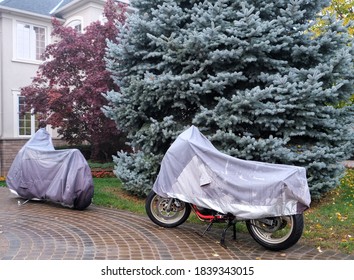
<box><xmin>153</xmin><ymin>126</ymin><xmax>311</xmax><ymax>219</ymax></box>
<box><xmin>6</xmin><ymin>128</ymin><xmax>94</xmax><ymax>210</ymax></box>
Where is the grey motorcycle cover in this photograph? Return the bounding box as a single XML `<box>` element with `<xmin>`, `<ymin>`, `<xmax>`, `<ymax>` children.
<box><xmin>153</xmin><ymin>126</ymin><xmax>311</xmax><ymax>219</ymax></box>
<box><xmin>6</xmin><ymin>128</ymin><xmax>94</xmax><ymax>210</ymax></box>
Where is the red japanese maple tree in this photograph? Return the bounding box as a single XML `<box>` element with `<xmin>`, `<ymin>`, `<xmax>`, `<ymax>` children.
<box><xmin>21</xmin><ymin>0</ymin><xmax>128</xmax><ymax>161</ymax></box>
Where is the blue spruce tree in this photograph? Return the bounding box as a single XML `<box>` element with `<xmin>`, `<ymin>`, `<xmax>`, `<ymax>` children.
<box><xmin>104</xmin><ymin>0</ymin><xmax>354</xmax><ymax>198</ymax></box>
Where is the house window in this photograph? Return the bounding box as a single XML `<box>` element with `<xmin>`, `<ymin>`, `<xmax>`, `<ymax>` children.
<box><xmin>67</xmin><ymin>19</ymin><xmax>82</xmax><ymax>32</ymax></box>
<box><xmin>18</xmin><ymin>96</ymin><xmax>38</xmax><ymax>136</ymax></box>
<box><xmin>16</xmin><ymin>22</ymin><xmax>46</xmax><ymax>61</ymax></box>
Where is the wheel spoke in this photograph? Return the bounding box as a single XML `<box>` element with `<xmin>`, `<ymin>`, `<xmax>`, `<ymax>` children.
<box><xmin>262</xmin><ymin>231</ymin><xmax>274</xmax><ymax>239</ymax></box>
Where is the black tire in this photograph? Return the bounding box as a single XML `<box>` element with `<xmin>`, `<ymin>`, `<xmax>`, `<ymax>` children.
<box><xmin>73</xmin><ymin>187</ymin><xmax>94</xmax><ymax>210</ymax></box>
<box><xmin>145</xmin><ymin>190</ymin><xmax>191</xmax><ymax>228</ymax></box>
<box><xmin>246</xmin><ymin>214</ymin><xmax>304</xmax><ymax>251</ymax></box>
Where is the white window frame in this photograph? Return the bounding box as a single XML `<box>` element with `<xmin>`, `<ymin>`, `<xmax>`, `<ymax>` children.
<box><xmin>14</xmin><ymin>21</ymin><xmax>47</xmax><ymax>63</ymax></box>
<box><xmin>67</xmin><ymin>19</ymin><xmax>82</xmax><ymax>32</ymax></box>
<box><xmin>66</xmin><ymin>17</ymin><xmax>83</xmax><ymax>33</ymax></box>
<box><xmin>13</xmin><ymin>91</ymin><xmax>37</xmax><ymax>137</ymax></box>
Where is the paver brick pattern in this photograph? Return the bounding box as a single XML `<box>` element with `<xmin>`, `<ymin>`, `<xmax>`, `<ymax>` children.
<box><xmin>0</xmin><ymin>188</ymin><xmax>353</xmax><ymax>260</ymax></box>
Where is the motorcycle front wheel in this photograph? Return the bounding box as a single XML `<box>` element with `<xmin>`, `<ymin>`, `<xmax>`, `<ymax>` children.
<box><xmin>145</xmin><ymin>190</ymin><xmax>191</xmax><ymax>228</ymax></box>
<box><xmin>246</xmin><ymin>214</ymin><xmax>304</xmax><ymax>251</ymax></box>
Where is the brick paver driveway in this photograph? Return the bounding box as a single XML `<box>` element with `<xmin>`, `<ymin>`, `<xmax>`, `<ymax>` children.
<box><xmin>0</xmin><ymin>188</ymin><xmax>353</xmax><ymax>260</ymax></box>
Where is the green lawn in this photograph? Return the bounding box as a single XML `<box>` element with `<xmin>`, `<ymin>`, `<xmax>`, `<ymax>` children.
<box><xmin>302</xmin><ymin>169</ymin><xmax>354</xmax><ymax>254</ymax></box>
<box><xmin>92</xmin><ymin>177</ymin><xmax>146</xmax><ymax>214</ymax></box>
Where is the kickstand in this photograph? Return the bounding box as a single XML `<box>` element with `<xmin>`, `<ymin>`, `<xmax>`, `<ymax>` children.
<box><xmin>220</xmin><ymin>220</ymin><xmax>236</xmax><ymax>248</ymax></box>
<box><xmin>199</xmin><ymin>221</ymin><xmax>214</xmax><ymax>237</ymax></box>
<box><xmin>18</xmin><ymin>199</ymin><xmax>30</xmax><ymax>206</ymax></box>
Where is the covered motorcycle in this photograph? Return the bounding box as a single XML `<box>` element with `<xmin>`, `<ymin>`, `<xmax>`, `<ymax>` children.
<box><xmin>146</xmin><ymin>126</ymin><xmax>311</xmax><ymax>250</ymax></box>
<box><xmin>6</xmin><ymin>128</ymin><xmax>94</xmax><ymax>210</ymax></box>
<box><xmin>153</xmin><ymin>125</ymin><xmax>311</xmax><ymax>220</ymax></box>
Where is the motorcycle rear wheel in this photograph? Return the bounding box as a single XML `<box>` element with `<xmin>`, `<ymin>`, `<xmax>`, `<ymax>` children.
<box><xmin>145</xmin><ymin>191</ymin><xmax>191</xmax><ymax>228</ymax></box>
<box><xmin>246</xmin><ymin>214</ymin><xmax>304</xmax><ymax>251</ymax></box>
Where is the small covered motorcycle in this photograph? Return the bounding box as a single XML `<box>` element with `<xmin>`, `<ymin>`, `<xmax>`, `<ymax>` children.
<box><xmin>6</xmin><ymin>128</ymin><xmax>94</xmax><ymax>210</ymax></box>
<box><xmin>146</xmin><ymin>126</ymin><xmax>311</xmax><ymax>251</ymax></box>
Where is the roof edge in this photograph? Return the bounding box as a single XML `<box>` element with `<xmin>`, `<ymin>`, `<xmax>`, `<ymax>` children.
<box><xmin>0</xmin><ymin>5</ymin><xmax>65</xmax><ymax>21</ymax></box>
<box><xmin>53</xmin><ymin>0</ymin><xmax>104</xmax><ymax>15</ymax></box>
